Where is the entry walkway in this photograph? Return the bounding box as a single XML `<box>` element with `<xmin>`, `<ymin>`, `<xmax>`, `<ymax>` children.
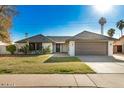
<box><xmin>53</xmin><ymin>53</ymin><xmax>69</xmax><ymax>57</ymax></box>
<box><xmin>0</xmin><ymin>74</ymin><xmax>124</xmax><ymax>88</ymax></box>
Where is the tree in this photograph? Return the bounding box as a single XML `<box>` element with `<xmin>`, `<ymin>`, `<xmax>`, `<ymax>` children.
<box><xmin>116</xmin><ymin>20</ymin><xmax>124</xmax><ymax>36</ymax></box>
<box><xmin>107</xmin><ymin>28</ymin><xmax>115</xmax><ymax>37</ymax></box>
<box><xmin>6</xmin><ymin>44</ymin><xmax>16</xmax><ymax>54</ymax></box>
<box><xmin>0</xmin><ymin>5</ymin><xmax>18</xmax><ymax>43</ymax></box>
<box><xmin>0</xmin><ymin>30</ymin><xmax>10</xmax><ymax>43</ymax></box>
<box><xmin>0</xmin><ymin>15</ymin><xmax>11</xmax><ymax>43</ymax></box>
<box><xmin>99</xmin><ymin>17</ymin><xmax>107</xmax><ymax>35</ymax></box>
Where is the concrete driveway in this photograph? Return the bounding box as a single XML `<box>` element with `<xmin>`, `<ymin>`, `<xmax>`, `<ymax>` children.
<box><xmin>78</xmin><ymin>55</ymin><xmax>124</xmax><ymax>73</ymax></box>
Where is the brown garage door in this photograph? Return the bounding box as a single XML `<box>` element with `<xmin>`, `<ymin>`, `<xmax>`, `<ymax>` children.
<box><xmin>75</xmin><ymin>42</ymin><xmax>108</xmax><ymax>55</ymax></box>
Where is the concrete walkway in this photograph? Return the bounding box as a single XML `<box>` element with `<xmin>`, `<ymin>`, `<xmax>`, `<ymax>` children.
<box><xmin>0</xmin><ymin>74</ymin><xmax>124</xmax><ymax>88</ymax></box>
<box><xmin>53</xmin><ymin>53</ymin><xmax>69</xmax><ymax>57</ymax></box>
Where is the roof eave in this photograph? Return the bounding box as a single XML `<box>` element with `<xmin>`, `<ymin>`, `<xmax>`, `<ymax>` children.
<box><xmin>66</xmin><ymin>38</ymin><xmax>117</xmax><ymax>41</ymax></box>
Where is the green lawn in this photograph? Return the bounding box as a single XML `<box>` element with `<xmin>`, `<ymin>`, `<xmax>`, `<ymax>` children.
<box><xmin>45</xmin><ymin>57</ymin><xmax>81</xmax><ymax>63</ymax></box>
<box><xmin>0</xmin><ymin>55</ymin><xmax>95</xmax><ymax>74</ymax></box>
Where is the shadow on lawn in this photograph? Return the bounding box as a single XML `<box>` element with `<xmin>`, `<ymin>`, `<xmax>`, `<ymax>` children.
<box><xmin>44</xmin><ymin>57</ymin><xmax>81</xmax><ymax>63</ymax></box>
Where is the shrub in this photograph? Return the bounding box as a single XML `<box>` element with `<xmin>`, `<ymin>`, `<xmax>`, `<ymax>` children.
<box><xmin>20</xmin><ymin>44</ymin><xmax>29</xmax><ymax>54</ymax></box>
<box><xmin>42</xmin><ymin>46</ymin><xmax>51</xmax><ymax>54</ymax></box>
<box><xmin>6</xmin><ymin>45</ymin><xmax>16</xmax><ymax>54</ymax></box>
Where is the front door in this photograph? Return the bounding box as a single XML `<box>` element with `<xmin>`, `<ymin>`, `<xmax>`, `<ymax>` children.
<box><xmin>56</xmin><ymin>44</ymin><xmax>60</xmax><ymax>52</ymax></box>
<box><xmin>117</xmin><ymin>45</ymin><xmax>122</xmax><ymax>53</ymax></box>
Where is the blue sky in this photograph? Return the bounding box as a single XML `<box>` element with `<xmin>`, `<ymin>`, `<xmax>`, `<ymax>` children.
<box><xmin>11</xmin><ymin>5</ymin><xmax>124</xmax><ymax>42</ymax></box>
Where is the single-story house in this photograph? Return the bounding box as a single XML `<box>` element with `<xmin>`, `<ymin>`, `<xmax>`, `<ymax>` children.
<box><xmin>113</xmin><ymin>36</ymin><xmax>124</xmax><ymax>53</ymax></box>
<box><xmin>15</xmin><ymin>31</ymin><xmax>116</xmax><ymax>56</ymax></box>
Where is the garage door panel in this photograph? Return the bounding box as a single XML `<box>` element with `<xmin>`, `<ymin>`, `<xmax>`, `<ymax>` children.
<box><xmin>75</xmin><ymin>42</ymin><xmax>108</xmax><ymax>55</ymax></box>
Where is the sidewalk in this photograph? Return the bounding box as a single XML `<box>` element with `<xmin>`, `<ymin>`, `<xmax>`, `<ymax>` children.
<box><xmin>0</xmin><ymin>74</ymin><xmax>124</xmax><ymax>88</ymax></box>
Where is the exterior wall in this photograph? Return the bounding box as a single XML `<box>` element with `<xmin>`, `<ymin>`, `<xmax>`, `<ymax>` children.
<box><xmin>15</xmin><ymin>43</ymin><xmax>27</xmax><ymax>49</ymax></box>
<box><xmin>15</xmin><ymin>43</ymin><xmax>27</xmax><ymax>53</ymax></box>
<box><xmin>114</xmin><ymin>40</ymin><xmax>122</xmax><ymax>45</ymax></box>
<box><xmin>122</xmin><ymin>37</ymin><xmax>124</xmax><ymax>53</ymax></box>
<box><xmin>114</xmin><ymin>36</ymin><xmax>124</xmax><ymax>53</ymax></box>
<box><xmin>0</xmin><ymin>45</ymin><xmax>10</xmax><ymax>54</ymax></box>
<box><xmin>42</xmin><ymin>43</ymin><xmax>53</xmax><ymax>53</ymax></box>
<box><xmin>108</xmin><ymin>41</ymin><xmax>114</xmax><ymax>56</ymax></box>
<box><xmin>60</xmin><ymin>43</ymin><xmax>68</xmax><ymax>52</ymax></box>
<box><xmin>0</xmin><ymin>41</ymin><xmax>10</xmax><ymax>54</ymax></box>
<box><xmin>62</xmin><ymin>43</ymin><xmax>68</xmax><ymax>52</ymax></box>
<box><xmin>53</xmin><ymin>43</ymin><xmax>56</xmax><ymax>52</ymax></box>
<box><xmin>68</xmin><ymin>41</ymin><xmax>75</xmax><ymax>56</ymax></box>
<box><xmin>113</xmin><ymin>45</ymin><xmax>117</xmax><ymax>53</ymax></box>
<box><xmin>122</xmin><ymin>43</ymin><xmax>124</xmax><ymax>53</ymax></box>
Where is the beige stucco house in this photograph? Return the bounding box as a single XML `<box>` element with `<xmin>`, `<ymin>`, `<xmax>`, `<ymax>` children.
<box><xmin>114</xmin><ymin>36</ymin><xmax>124</xmax><ymax>53</ymax></box>
<box><xmin>15</xmin><ymin>31</ymin><xmax>116</xmax><ymax>56</ymax></box>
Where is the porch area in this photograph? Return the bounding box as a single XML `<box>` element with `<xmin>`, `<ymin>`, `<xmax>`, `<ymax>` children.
<box><xmin>16</xmin><ymin>42</ymin><xmax>53</xmax><ymax>54</ymax></box>
<box><xmin>29</xmin><ymin>42</ymin><xmax>42</xmax><ymax>52</ymax></box>
<box><xmin>19</xmin><ymin>42</ymin><xmax>43</xmax><ymax>54</ymax></box>
<box><xmin>53</xmin><ymin>43</ymin><xmax>69</xmax><ymax>53</ymax></box>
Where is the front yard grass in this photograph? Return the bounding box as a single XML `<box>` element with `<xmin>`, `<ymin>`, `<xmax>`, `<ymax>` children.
<box><xmin>45</xmin><ymin>57</ymin><xmax>81</xmax><ymax>63</ymax></box>
<box><xmin>0</xmin><ymin>55</ymin><xmax>95</xmax><ymax>74</ymax></box>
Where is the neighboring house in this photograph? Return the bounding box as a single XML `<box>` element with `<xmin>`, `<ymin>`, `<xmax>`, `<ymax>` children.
<box><xmin>15</xmin><ymin>31</ymin><xmax>116</xmax><ymax>56</ymax></box>
<box><xmin>0</xmin><ymin>41</ymin><xmax>10</xmax><ymax>54</ymax></box>
<box><xmin>113</xmin><ymin>36</ymin><xmax>124</xmax><ymax>53</ymax></box>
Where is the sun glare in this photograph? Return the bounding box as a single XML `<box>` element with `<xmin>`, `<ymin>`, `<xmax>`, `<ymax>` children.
<box><xmin>93</xmin><ymin>5</ymin><xmax>113</xmax><ymax>14</ymax></box>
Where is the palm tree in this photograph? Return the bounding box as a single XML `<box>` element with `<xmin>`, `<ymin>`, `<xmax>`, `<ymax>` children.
<box><xmin>107</xmin><ymin>28</ymin><xmax>115</xmax><ymax>37</ymax></box>
<box><xmin>0</xmin><ymin>5</ymin><xmax>17</xmax><ymax>43</ymax></box>
<box><xmin>116</xmin><ymin>20</ymin><xmax>124</xmax><ymax>36</ymax></box>
<box><xmin>99</xmin><ymin>17</ymin><xmax>107</xmax><ymax>35</ymax></box>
